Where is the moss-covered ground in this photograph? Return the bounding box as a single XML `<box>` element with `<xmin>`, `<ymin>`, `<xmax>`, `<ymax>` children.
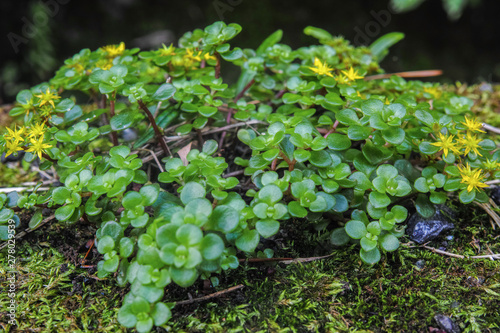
<box><xmin>1</xmin><ymin>200</ymin><xmax>499</xmax><ymax>333</ymax></box>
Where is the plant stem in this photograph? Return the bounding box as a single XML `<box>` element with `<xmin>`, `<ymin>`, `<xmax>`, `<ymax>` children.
<box><xmin>214</xmin><ymin>52</ymin><xmax>221</xmax><ymax>79</ymax></box>
<box><xmin>109</xmin><ymin>92</ymin><xmax>118</xmax><ymax>146</ymax></box>
<box><xmin>137</xmin><ymin>99</ymin><xmax>172</xmax><ymax>156</ymax></box>
<box><xmin>219</xmin><ymin>78</ymin><xmax>256</xmax><ymax>150</ymax></box>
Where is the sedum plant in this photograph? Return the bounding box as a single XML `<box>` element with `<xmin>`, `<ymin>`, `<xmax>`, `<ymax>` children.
<box><xmin>1</xmin><ymin>21</ymin><xmax>499</xmax><ymax>332</ymax></box>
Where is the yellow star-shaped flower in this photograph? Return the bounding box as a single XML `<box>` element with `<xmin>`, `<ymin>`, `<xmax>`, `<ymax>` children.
<box><xmin>458</xmin><ymin>163</ymin><xmax>488</xmax><ymax>193</ymax></box>
<box><xmin>341</xmin><ymin>66</ymin><xmax>364</xmax><ymax>81</ymax></box>
<box><xmin>159</xmin><ymin>43</ymin><xmax>176</xmax><ymax>56</ymax></box>
<box><xmin>35</xmin><ymin>88</ymin><xmax>61</xmax><ymax>108</ymax></box>
<box><xmin>430</xmin><ymin>133</ymin><xmax>460</xmax><ymax>157</ymax></box>
<box><xmin>336</xmin><ymin>74</ymin><xmax>349</xmax><ymax>85</ymax></box>
<box><xmin>461</xmin><ymin>116</ymin><xmax>485</xmax><ymax>133</ymax></box>
<box><xmin>101</xmin><ymin>42</ymin><xmax>125</xmax><ymax>58</ymax></box>
<box><xmin>28</xmin><ymin>122</ymin><xmax>46</xmax><ymax>138</ymax></box>
<box><xmin>4</xmin><ymin>139</ymin><xmax>24</xmax><ymax>157</ymax></box>
<box><xmin>185</xmin><ymin>48</ymin><xmax>203</xmax><ymax>62</ymax></box>
<box><xmin>457</xmin><ymin>132</ymin><xmax>482</xmax><ymax>157</ymax></box>
<box><xmin>4</xmin><ymin>125</ymin><xmax>26</xmax><ymax>145</ymax></box>
<box><xmin>26</xmin><ymin>135</ymin><xmax>52</xmax><ymax>160</ymax></box>
<box><xmin>308</xmin><ymin>57</ymin><xmax>333</xmax><ymax>77</ymax></box>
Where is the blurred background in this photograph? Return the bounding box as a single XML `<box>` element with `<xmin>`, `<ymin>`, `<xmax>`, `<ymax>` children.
<box><xmin>1</xmin><ymin>0</ymin><xmax>499</xmax><ymax>104</ymax></box>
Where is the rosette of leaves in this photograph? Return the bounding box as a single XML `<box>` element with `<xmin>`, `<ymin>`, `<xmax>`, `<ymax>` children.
<box><xmin>0</xmin><ymin>193</ymin><xmax>20</xmax><ymax>240</ymax></box>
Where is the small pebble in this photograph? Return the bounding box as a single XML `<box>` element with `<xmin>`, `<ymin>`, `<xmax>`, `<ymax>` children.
<box><xmin>478</xmin><ymin>82</ymin><xmax>493</xmax><ymax>92</ymax></box>
<box><xmin>434</xmin><ymin>314</ymin><xmax>461</xmax><ymax>333</ymax></box>
<box><xmin>416</xmin><ymin>259</ymin><xmax>425</xmax><ymax>269</ymax></box>
<box><xmin>445</xmin><ymin>235</ymin><xmax>454</xmax><ymax>241</ymax></box>
<box><xmin>122</xmin><ymin>128</ymin><xmax>138</xmax><ymax>142</ymax></box>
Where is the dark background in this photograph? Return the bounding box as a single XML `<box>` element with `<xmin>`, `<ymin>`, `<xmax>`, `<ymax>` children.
<box><xmin>1</xmin><ymin>0</ymin><xmax>499</xmax><ymax>104</ymax></box>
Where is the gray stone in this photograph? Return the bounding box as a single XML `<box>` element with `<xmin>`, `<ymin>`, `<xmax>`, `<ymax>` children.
<box><xmin>434</xmin><ymin>314</ymin><xmax>461</xmax><ymax>333</ymax></box>
<box><xmin>415</xmin><ymin>259</ymin><xmax>425</xmax><ymax>269</ymax></box>
<box><xmin>406</xmin><ymin>206</ymin><xmax>455</xmax><ymax>244</ymax></box>
<box><xmin>490</xmin><ymin>186</ymin><xmax>500</xmax><ymax>206</ymax></box>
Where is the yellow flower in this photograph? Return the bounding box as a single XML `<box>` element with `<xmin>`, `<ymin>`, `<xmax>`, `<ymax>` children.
<box><xmin>28</xmin><ymin>122</ymin><xmax>46</xmax><ymax>138</ymax></box>
<box><xmin>4</xmin><ymin>125</ymin><xmax>25</xmax><ymax>144</ymax></box>
<box><xmin>341</xmin><ymin>66</ymin><xmax>364</xmax><ymax>81</ymax></box>
<box><xmin>159</xmin><ymin>43</ymin><xmax>176</xmax><ymax>56</ymax></box>
<box><xmin>458</xmin><ymin>164</ymin><xmax>488</xmax><ymax>193</ymax></box>
<box><xmin>461</xmin><ymin>116</ymin><xmax>485</xmax><ymax>133</ymax></box>
<box><xmin>308</xmin><ymin>57</ymin><xmax>333</xmax><ymax>77</ymax></box>
<box><xmin>35</xmin><ymin>88</ymin><xmax>61</xmax><ymax>108</ymax></box>
<box><xmin>430</xmin><ymin>133</ymin><xmax>460</xmax><ymax>157</ymax></box>
<box><xmin>482</xmin><ymin>159</ymin><xmax>500</xmax><ymax>170</ymax></box>
<box><xmin>204</xmin><ymin>52</ymin><xmax>217</xmax><ymax>61</ymax></box>
<box><xmin>185</xmin><ymin>48</ymin><xmax>203</xmax><ymax>62</ymax></box>
<box><xmin>423</xmin><ymin>86</ymin><xmax>442</xmax><ymax>99</ymax></box>
<box><xmin>335</xmin><ymin>74</ymin><xmax>349</xmax><ymax>85</ymax></box>
<box><xmin>384</xmin><ymin>98</ymin><xmax>390</xmax><ymax>105</ymax></box>
<box><xmin>4</xmin><ymin>139</ymin><xmax>24</xmax><ymax>157</ymax></box>
<box><xmin>96</xmin><ymin>58</ymin><xmax>114</xmax><ymax>70</ymax></box>
<box><xmin>101</xmin><ymin>42</ymin><xmax>125</xmax><ymax>58</ymax></box>
<box><xmin>26</xmin><ymin>135</ymin><xmax>52</xmax><ymax>160</ymax></box>
<box><xmin>457</xmin><ymin>132</ymin><xmax>482</xmax><ymax>157</ymax></box>
<box><xmin>356</xmin><ymin>91</ymin><xmax>365</xmax><ymax>99</ymax></box>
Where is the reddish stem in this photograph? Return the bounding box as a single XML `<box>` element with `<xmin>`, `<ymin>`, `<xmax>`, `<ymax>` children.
<box><xmin>138</xmin><ymin>99</ymin><xmax>171</xmax><ymax>156</ymax></box>
<box><xmin>214</xmin><ymin>52</ymin><xmax>221</xmax><ymax>79</ymax></box>
<box><xmin>323</xmin><ymin>120</ymin><xmax>339</xmax><ymax>138</ymax></box>
<box><xmin>109</xmin><ymin>93</ymin><xmax>118</xmax><ymax>146</ymax></box>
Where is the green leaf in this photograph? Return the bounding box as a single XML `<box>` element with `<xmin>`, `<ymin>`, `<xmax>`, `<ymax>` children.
<box><xmin>176</xmin><ymin>224</ymin><xmax>203</xmax><ymax>247</ymax></box>
<box><xmin>111</xmin><ymin>111</ymin><xmax>135</xmax><ymax>131</ymax></box>
<box><xmin>152</xmin><ymin>83</ymin><xmax>176</xmax><ymax>101</ymax></box>
<box><xmin>348</xmin><ymin>125</ymin><xmax>372</xmax><ymax>141</ymax></box>
<box><xmin>330</xmin><ymin>228</ymin><xmax>350</xmax><ymax>246</ymax></box>
<box><xmin>257</xmin><ymin>184</ymin><xmax>283</xmax><ymax>204</ymax></box>
<box><xmin>459</xmin><ymin>189</ymin><xmax>476</xmax><ymax>204</ymax></box>
<box><xmin>309</xmin><ymin>150</ymin><xmax>332</xmax><ymax>167</ymax></box>
<box><xmin>369</xmin><ymin>192</ymin><xmax>391</xmax><ymax>208</ymax></box>
<box><xmin>212</xmin><ymin>205</ymin><xmax>239</xmax><ymax>233</ymax></box>
<box><xmin>419</xmin><ymin>142</ymin><xmax>440</xmax><ymax>155</ymax></box>
<box><xmin>55</xmin><ymin>205</ymin><xmax>75</xmax><ymax>222</ymax></box>
<box><xmin>123</xmin><ymin>191</ymin><xmax>143</xmax><ymax>210</ymax></box>
<box><xmin>345</xmin><ymin>220</ymin><xmax>367</xmax><ymax>239</ymax></box>
<box><xmin>28</xmin><ymin>209</ymin><xmax>43</xmax><ymax>229</ymax></box>
<box><xmin>97</xmin><ymin>235</ymin><xmax>115</xmax><ymax>254</ymax></box>
<box><xmin>362</xmin><ymin>140</ymin><xmax>392</xmax><ymax>164</ymax></box>
<box><xmin>52</xmin><ymin>187</ymin><xmax>71</xmax><ymax>205</ymax></box>
<box><xmin>304</xmin><ymin>26</ymin><xmax>333</xmax><ymax>41</ymax></box>
<box><xmin>170</xmin><ymin>268</ymin><xmax>198</xmax><ymax>288</ymax></box>
<box><xmin>201</xmin><ymin>234</ymin><xmax>225</xmax><ymax>260</ymax></box>
<box><xmin>369</xmin><ymin>32</ymin><xmax>405</xmax><ymax>61</ymax></box>
<box><xmin>360</xmin><ymin>247</ymin><xmax>381</xmax><ymax>264</ymax></box>
<box><xmin>152</xmin><ymin>302</ymin><xmax>172</xmax><ymax>326</ymax></box>
<box><xmin>336</xmin><ymin>108</ymin><xmax>360</xmax><ymax>126</ymax></box>
<box><xmin>140</xmin><ymin>184</ymin><xmax>160</xmax><ymax>206</ymax></box>
<box><xmin>414</xmin><ymin>177</ymin><xmax>430</xmax><ymax>193</ymax></box>
<box><xmin>235</xmin><ymin>229</ymin><xmax>260</xmax><ymax>252</ymax></box>
<box><xmin>381</xmin><ymin>127</ymin><xmax>405</xmax><ymax>145</ymax></box>
<box><xmin>361</xmin><ymin>237</ymin><xmax>378</xmax><ymax>252</ymax></box>
<box><xmin>361</xmin><ymin>99</ymin><xmax>384</xmax><ymax>115</ymax></box>
<box><xmin>180</xmin><ymin>182</ymin><xmax>206</xmax><ymax>205</ymax></box>
<box><xmin>327</xmin><ymin>133</ymin><xmax>351</xmax><ymax>151</ymax></box>
<box><xmin>202</xmin><ymin>140</ymin><xmax>218</xmax><ymax>155</ymax></box>
<box><xmin>379</xmin><ymin>234</ymin><xmax>400</xmax><ymax>252</ymax></box>
<box><xmin>256</xmin><ymin>29</ymin><xmax>283</xmax><ymax>54</ymax></box>
<box><xmin>256</xmin><ymin>219</ymin><xmax>280</xmax><ymax>238</ymax></box>
<box><xmin>287</xmin><ymin>201</ymin><xmax>308</xmax><ymax>218</ymax></box>
<box><xmin>415</xmin><ymin>193</ymin><xmax>435</xmax><ymax>218</ymax></box>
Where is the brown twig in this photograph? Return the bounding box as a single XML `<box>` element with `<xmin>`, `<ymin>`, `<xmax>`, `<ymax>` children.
<box><xmin>138</xmin><ymin>99</ymin><xmax>172</xmax><ymax>156</ymax></box>
<box><xmin>214</xmin><ymin>52</ymin><xmax>221</xmax><ymax>79</ymax></box>
<box><xmin>473</xmin><ymin>199</ymin><xmax>500</xmax><ymax>230</ymax></box>
<box><xmin>239</xmin><ymin>254</ymin><xmax>334</xmax><ymax>265</ymax></box>
<box><xmin>136</xmin><ymin>148</ymin><xmax>164</xmax><ymax>172</ymax></box>
<box><xmin>0</xmin><ymin>214</ymin><xmax>55</xmax><ymax>250</ymax></box>
<box><xmin>174</xmin><ymin>284</ymin><xmax>244</xmax><ymax>306</ymax></box>
<box><xmin>405</xmin><ymin>244</ymin><xmax>500</xmax><ymax>260</ymax></box>
<box><xmin>364</xmin><ymin>69</ymin><xmax>443</xmax><ymax>81</ymax></box>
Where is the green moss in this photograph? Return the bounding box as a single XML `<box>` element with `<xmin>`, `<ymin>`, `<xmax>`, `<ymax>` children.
<box><xmin>1</xmin><ymin>202</ymin><xmax>499</xmax><ymax>332</ymax></box>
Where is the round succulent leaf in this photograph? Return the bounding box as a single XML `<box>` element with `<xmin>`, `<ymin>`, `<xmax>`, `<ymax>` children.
<box><xmin>123</xmin><ymin>191</ymin><xmax>143</xmax><ymax>210</ymax></box>
<box><xmin>330</xmin><ymin>227</ymin><xmax>350</xmax><ymax>246</ymax></box>
<box><xmin>52</xmin><ymin>187</ymin><xmax>71</xmax><ymax>205</ymax></box>
<box><xmin>119</xmin><ymin>237</ymin><xmax>134</xmax><ymax>258</ymax></box>
<box><xmin>117</xmin><ymin>305</ymin><xmax>137</xmax><ymax>328</ymax></box>
<box><xmin>212</xmin><ymin>205</ymin><xmax>240</xmax><ymax>232</ymax></box>
<box><xmin>379</xmin><ymin>234</ymin><xmax>400</xmax><ymax>252</ymax></box>
<box><xmin>345</xmin><ymin>220</ymin><xmax>367</xmax><ymax>239</ymax></box>
<box><xmin>369</xmin><ymin>191</ymin><xmax>391</xmax><ymax>208</ymax></box>
<box><xmin>131</xmin><ymin>281</ymin><xmax>164</xmax><ymax>303</ymax></box>
<box><xmin>430</xmin><ymin>191</ymin><xmax>447</xmax><ymax>204</ymax></box>
<box><xmin>360</xmin><ymin>247</ymin><xmax>381</xmax><ymax>264</ymax></box>
<box><xmin>414</xmin><ymin>177</ymin><xmax>430</xmax><ymax>193</ymax></box>
<box><xmin>55</xmin><ymin>204</ymin><xmax>75</xmax><ymax>222</ymax></box>
<box><xmin>140</xmin><ymin>185</ymin><xmax>160</xmax><ymax>206</ymax></box>
<box><xmin>97</xmin><ymin>235</ymin><xmax>115</xmax><ymax>254</ymax></box>
<box><xmin>262</xmin><ymin>148</ymin><xmax>280</xmax><ymax>161</ymax></box>
<box><xmin>459</xmin><ymin>189</ymin><xmax>476</xmax><ymax>204</ymax></box>
<box><xmin>156</xmin><ymin>224</ymin><xmax>179</xmax><ymax>248</ymax></box>
<box><xmin>391</xmin><ymin>205</ymin><xmax>408</xmax><ymax>222</ymax></box>
<box><xmin>293</xmin><ymin>149</ymin><xmax>311</xmax><ymax>162</ymax></box>
<box><xmin>180</xmin><ymin>182</ymin><xmax>206</xmax><ymax>205</ymax></box>
<box><xmin>176</xmin><ymin>224</ymin><xmax>203</xmax><ymax>246</ymax></box>
<box><xmin>202</xmin><ymin>140</ymin><xmax>218</xmax><ymax>155</ymax></box>
<box><xmin>309</xmin><ymin>150</ymin><xmax>333</xmax><ymax>167</ymax></box>
<box><xmin>201</xmin><ymin>233</ymin><xmax>225</xmax><ymax>260</ymax></box>
<box><xmin>432</xmin><ymin>174</ymin><xmax>446</xmax><ymax>188</ymax></box>
<box><xmin>415</xmin><ymin>193</ymin><xmax>435</xmax><ymax>218</ymax></box>
<box><xmin>327</xmin><ymin>133</ymin><xmax>351</xmax><ymax>151</ymax></box>
<box><xmin>366</xmin><ymin>221</ymin><xmax>381</xmax><ymax>236</ymax></box>
<box><xmin>381</xmin><ymin>127</ymin><xmax>405</xmax><ymax>145</ymax></box>
<box><xmin>360</xmin><ymin>237</ymin><xmax>378</xmax><ymax>252</ymax></box>
<box><xmin>257</xmin><ymin>184</ymin><xmax>283</xmax><ymax>204</ymax></box>
<box><xmin>101</xmin><ymin>221</ymin><xmax>122</xmax><ymax>240</ymax></box>
<box><xmin>235</xmin><ymin>229</ymin><xmax>260</xmax><ymax>252</ymax></box>
<box><xmin>287</xmin><ymin>201</ymin><xmax>308</xmax><ymax>218</ymax></box>
<box><xmin>185</xmin><ymin>248</ymin><xmax>202</xmax><ymax>269</ymax></box>
<box><xmin>256</xmin><ymin>219</ymin><xmax>280</xmax><ymax>238</ymax></box>
<box><xmin>152</xmin><ymin>302</ymin><xmax>172</xmax><ymax>326</ymax></box>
